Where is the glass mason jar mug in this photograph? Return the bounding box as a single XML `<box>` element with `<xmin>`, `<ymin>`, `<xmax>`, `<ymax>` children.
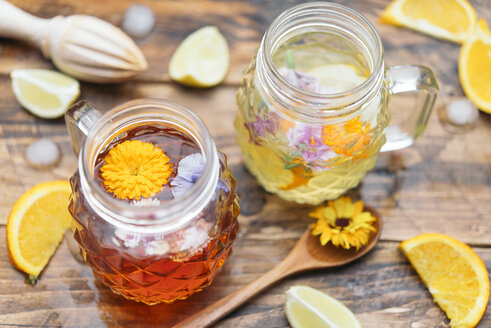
<box><xmin>65</xmin><ymin>99</ymin><xmax>240</xmax><ymax>305</ymax></box>
<box><xmin>236</xmin><ymin>2</ymin><xmax>439</xmax><ymax>205</ymax></box>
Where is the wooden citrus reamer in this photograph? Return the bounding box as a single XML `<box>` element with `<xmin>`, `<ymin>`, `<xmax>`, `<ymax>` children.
<box><xmin>0</xmin><ymin>0</ymin><xmax>147</xmax><ymax>83</ymax></box>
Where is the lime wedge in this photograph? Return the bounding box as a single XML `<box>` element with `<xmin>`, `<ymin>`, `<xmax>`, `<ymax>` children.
<box><xmin>11</xmin><ymin>69</ymin><xmax>80</xmax><ymax>119</ymax></box>
<box><xmin>169</xmin><ymin>26</ymin><xmax>229</xmax><ymax>87</ymax></box>
<box><xmin>285</xmin><ymin>285</ymin><xmax>361</xmax><ymax>328</ymax></box>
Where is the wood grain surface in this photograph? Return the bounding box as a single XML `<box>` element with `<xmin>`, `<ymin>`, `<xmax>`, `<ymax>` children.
<box><xmin>0</xmin><ymin>0</ymin><xmax>490</xmax><ymax>327</ymax></box>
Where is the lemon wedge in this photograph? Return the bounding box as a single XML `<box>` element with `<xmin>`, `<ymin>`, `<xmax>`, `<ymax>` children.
<box><xmin>169</xmin><ymin>26</ymin><xmax>229</xmax><ymax>87</ymax></box>
<box><xmin>11</xmin><ymin>69</ymin><xmax>80</xmax><ymax>119</ymax></box>
<box><xmin>285</xmin><ymin>285</ymin><xmax>361</xmax><ymax>328</ymax></box>
<box><xmin>307</xmin><ymin>64</ymin><xmax>367</xmax><ymax>93</ymax></box>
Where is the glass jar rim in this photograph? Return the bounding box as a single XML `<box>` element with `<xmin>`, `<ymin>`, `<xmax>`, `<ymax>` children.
<box><xmin>260</xmin><ymin>2</ymin><xmax>385</xmax><ymax>121</ymax></box>
<box><xmin>79</xmin><ymin>99</ymin><xmax>219</xmax><ymax>233</ymax></box>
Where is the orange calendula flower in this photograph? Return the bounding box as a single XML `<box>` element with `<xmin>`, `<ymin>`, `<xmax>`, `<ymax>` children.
<box><xmin>100</xmin><ymin>140</ymin><xmax>172</xmax><ymax>200</ymax></box>
<box><xmin>310</xmin><ymin>196</ymin><xmax>377</xmax><ymax>250</ymax></box>
<box><xmin>322</xmin><ymin>116</ymin><xmax>371</xmax><ymax>158</ymax></box>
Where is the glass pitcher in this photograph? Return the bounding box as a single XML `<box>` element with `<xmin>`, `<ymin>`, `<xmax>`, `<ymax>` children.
<box><xmin>235</xmin><ymin>2</ymin><xmax>439</xmax><ymax>205</ymax></box>
<box><xmin>65</xmin><ymin>99</ymin><xmax>240</xmax><ymax>305</ymax></box>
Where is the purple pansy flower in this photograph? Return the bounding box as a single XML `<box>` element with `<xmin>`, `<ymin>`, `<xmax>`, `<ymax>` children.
<box><xmin>244</xmin><ymin>111</ymin><xmax>279</xmax><ymax>145</ymax></box>
<box><xmin>278</xmin><ymin>67</ymin><xmax>335</xmax><ymax>94</ymax></box>
<box><xmin>170</xmin><ymin>153</ymin><xmax>226</xmax><ymax>199</ymax></box>
<box><xmin>170</xmin><ymin>153</ymin><xmax>205</xmax><ymax>199</ymax></box>
<box><xmin>287</xmin><ymin>123</ymin><xmax>337</xmax><ymax>171</ymax></box>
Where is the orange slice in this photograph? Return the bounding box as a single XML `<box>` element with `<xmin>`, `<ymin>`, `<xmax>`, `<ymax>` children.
<box><xmin>7</xmin><ymin>181</ymin><xmax>72</xmax><ymax>281</ymax></box>
<box><xmin>400</xmin><ymin>233</ymin><xmax>489</xmax><ymax>327</ymax></box>
<box><xmin>380</xmin><ymin>0</ymin><xmax>477</xmax><ymax>43</ymax></box>
<box><xmin>459</xmin><ymin>19</ymin><xmax>491</xmax><ymax>113</ymax></box>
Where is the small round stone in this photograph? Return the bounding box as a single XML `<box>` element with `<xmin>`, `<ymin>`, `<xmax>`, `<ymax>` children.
<box><xmin>122</xmin><ymin>4</ymin><xmax>156</xmax><ymax>39</ymax></box>
<box><xmin>25</xmin><ymin>138</ymin><xmax>61</xmax><ymax>169</ymax></box>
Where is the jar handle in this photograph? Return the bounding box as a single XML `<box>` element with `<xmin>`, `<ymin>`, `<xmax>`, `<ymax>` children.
<box><xmin>65</xmin><ymin>100</ymin><xmax>102</xmax><ymax>155</ymax></box>
<box><xmin>381</xmin><ymin>65</ymin><xmax>439</xmax><ymax>152</ymax></box>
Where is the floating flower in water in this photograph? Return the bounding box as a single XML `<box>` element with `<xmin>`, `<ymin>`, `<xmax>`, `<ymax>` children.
<box><xmin>179</xmin><ymin>226</ymin><xmax>210</xmax><ymax>252</ymax></box>
<box><xmin>286</xmin><ymin>123</ymin><xmax>337</xmax><ymax>170</ymax></box>
<box><xmin>170</xmin><ymin>153</ymin><xmax>227</xmax><ymax>199</ymax></box>
<box><xmin>100</xmin><ymin>140</ymin><xmax>172</xmax><ymax>200</ymax></box>
<box><xmin>309</xmin><ymin>196</ymin><xmax>377</xmax><ymax>250</ymax></box>
<box><xmin>244</xmin><ymin>110</ymin><xmax>279</xmax><ymax>145</ymax></box>
<box><xmin>114</xmin><ymin>229</ymin><xmax>141</xmax><ymax>249</ymax></box>
<box><xmin>145</xmin><ymin>239</ymin><xmax>170</xmax><ymax>256</ymax></box>
<box><xmin>322</xmin><ymin>116</ymin><xmax>371</xmax><ymax>159</ymax></box>
<box><xmin>170</xmin><ymin>153</ymin><xmax>205</xmax><ymax>198</ymax></box>
<box><xmin>130</xmin><ymin>197</ymin><xmax>161</xmax><ymax>207</ymax></box>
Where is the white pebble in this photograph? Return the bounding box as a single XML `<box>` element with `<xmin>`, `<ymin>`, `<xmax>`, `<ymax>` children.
<box><xmin>25</xmin><ymin>138</ymin><xmax>60</xmax><ymax>169</ymax></box>
<box><xmin>122</xmin><ymin>4</ymin><xmax>156</xmax><ymax>39</ymax></box>
<box><xmin>446</xmin><ymin>98</ymin><xmax>479</xmax><ymax>126</ymax></box>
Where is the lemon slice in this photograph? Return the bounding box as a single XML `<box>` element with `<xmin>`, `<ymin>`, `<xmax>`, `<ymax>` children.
<box><xmin>459</xmin><ymin>19</ymin><xmax>491</xmax><ymax>113</ymax></box>
<box><xmin>307</xmin><ymin>64</ymin><xmax>367</xmax><ymax>93</ymax></box>
<box><xmin>7</xmin><ymin>181</ymin><xmax>72</xmax><ymax>280</ymax></box>
<box><xmin>169</xmin><ymin>26</ymin><xmax>229</xmax><ymax>87</ymax></box>
<box><xmin>380</xmin><ymin>0</ymin><xmax>477</xmax><ymax>44</ymax></box>
<box><xmin>11</xmin><ymin>69</ymin><xmax>80</xmax><ymax>119</ymax></box>
<box><xmin>285</xmin><ymin>285</ymin><xmax>361</xmax><ymax>328</ymax></box>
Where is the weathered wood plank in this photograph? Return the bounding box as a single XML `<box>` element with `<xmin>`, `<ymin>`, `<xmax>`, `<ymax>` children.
<box><xmin>1</xmin><ymin>228</ymin><xmax>490</xmax><ymax>327</ymax></box>
<box><xmin>0</xmin><ymin>0</ymin><xmax>490</xmax><ymax>327</ymax></box>
<box><xmin>1</xmin><ymin>0</ymin><xmax>490</xmax><ymax>90</ymax></box>
<box><xmin>0</xmin><ymin>78</ymin><xmax>489</xmax><ymax>246</ymax></box>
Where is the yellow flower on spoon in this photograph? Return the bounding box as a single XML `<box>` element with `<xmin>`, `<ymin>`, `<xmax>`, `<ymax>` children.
<box><xmin>309</xmin><ymin>196</ymin><xmax>377</xmax><ymax>250</ymax></box>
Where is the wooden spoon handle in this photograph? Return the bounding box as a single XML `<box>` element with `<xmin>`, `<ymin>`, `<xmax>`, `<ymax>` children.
<box><xmin>173</xmin><ymin>259</ymin><xmax>294</xmax><ymax>328</ymax></box>
<box><xmin>0</xmin><ymin>0</ymin><xmax>50</xmax><ymax>49</ymax></box>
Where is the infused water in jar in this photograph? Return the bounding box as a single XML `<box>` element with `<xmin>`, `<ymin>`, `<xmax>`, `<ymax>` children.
<box><xmin>65</xmin><ymin>99</ymin><xmax>239</xmax><ymax>305</ymax></box>
<box><xmin>236</xmin><ymin>2</ymin><xmax>439</xmax><ymax>204</ymax></box>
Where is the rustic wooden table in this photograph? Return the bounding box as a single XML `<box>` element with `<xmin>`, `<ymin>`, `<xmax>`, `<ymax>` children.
<box><xmin>0</xmin><ymin>0</ymin><xmax>490</xmax><ymax>327</ymax></box>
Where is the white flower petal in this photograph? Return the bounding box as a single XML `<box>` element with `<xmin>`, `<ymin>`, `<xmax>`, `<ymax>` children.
<box><xmin>130</xmin><ymin>197</ymin><xmax>161</xmax><ymax>207</ymax></box>
<box><xmin>176</xmin><ymin>153</ymin><xmax>205</xmax><ymax>181</ymax></box>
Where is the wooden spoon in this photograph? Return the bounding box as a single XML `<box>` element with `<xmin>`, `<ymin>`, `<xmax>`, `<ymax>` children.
<box><xmin>0</xmin><ymin>0</ymin><xmax>147</xmax><ymax>83</ymax></box>
<box><xmin>174</xmin><ymin>206</ymin><xmax>382</xmax><ymax>328</ymax></box>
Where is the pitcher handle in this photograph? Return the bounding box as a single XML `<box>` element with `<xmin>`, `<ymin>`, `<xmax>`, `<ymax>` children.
<box><xmin>65</xmin><ymin>100</ymin><xmax>102</xmax><ymax>155</ymax></box>
<box><xmin>381</xmin><ymin>65</ymin><xmax>439</xmax><ymax>152</ymax></box>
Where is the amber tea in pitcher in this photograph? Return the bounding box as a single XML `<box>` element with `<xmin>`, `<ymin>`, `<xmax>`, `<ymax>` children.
<box><xmin>66</xmin><ymin>99</ymin><xmax>239</xmax><ymax>305</ymax></box>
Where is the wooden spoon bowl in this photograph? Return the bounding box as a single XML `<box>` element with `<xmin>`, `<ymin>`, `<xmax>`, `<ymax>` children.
<box><xmin>174</xmin><ymin>206</ymin><xmax>382</xmax><ymax>328</ymax></box>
